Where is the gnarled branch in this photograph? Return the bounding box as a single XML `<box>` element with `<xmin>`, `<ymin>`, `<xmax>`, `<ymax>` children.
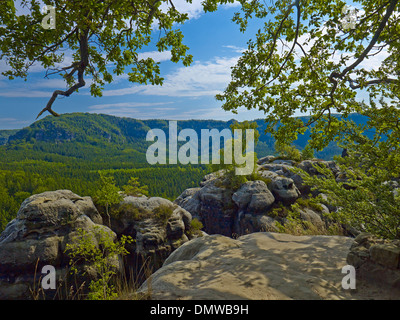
<box><xmin>37</xmin><ymin>33</ymin><xmax>89</xmax><ymax>119</ymax></box>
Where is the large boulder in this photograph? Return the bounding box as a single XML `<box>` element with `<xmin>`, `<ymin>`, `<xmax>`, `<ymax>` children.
<box><xmin>0</xmin><ymin>190</ymin><xmax>116</xmax><ymax>300</ymax></box>
<box><xmin>174</xmin><ymin>158</ymin><xmax>342</xmax><ymax>237</ymax></box>
<box><xmin>111</xmin><ymin>196</ymin><xmax>195</xmax><ymax>281</ymax></box>
<box><xmin>138</xmin><ymin>232</ymin><xmax>400</xmax><ymax>300</ymax></box>
<box><xmin>137</xmin><ymin>232</ymin><xmax>372</xmax><ymax>300</ymax></box>
<box><xmin>347</xmin><ymin>233</ymin><xmax>400</xmax><ymax>291</ymax></box>
<box><xmin>269</xmin><ymin>176</ymin><xmax>300</xmax><ymax>204</ymax></box>
<box><xmin>173</xmin><ymin>188</ymin><xmax>201</xmax><ymax>220</ymax></box>
<box><xmin>232</xmin><ymin>181</ymin><xmax>275</xmax><ymax>214</ymax></box>
<box><xmin>175</xmin><ymin>177</ymin><xmax>235</xmax><ymax>237</ymax></box>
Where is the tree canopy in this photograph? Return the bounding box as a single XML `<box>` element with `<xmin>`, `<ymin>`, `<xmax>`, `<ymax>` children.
<box><xmin>217</xmin><ymin>0</ymin><xmax>400</xmax><ymax>150</ymax></box>
<box><xmin>0</xmin><ymin>0</ymin><xmax>234</xmax><ymax>118</ymax></box>
<box><xmin>216</xmin><ymin>0</ymin><xmax>400</xmax><ymax>238</ymax></box>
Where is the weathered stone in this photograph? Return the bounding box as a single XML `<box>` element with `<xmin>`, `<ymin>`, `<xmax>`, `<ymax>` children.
<box><xmin>270</xmin><ymin>176</ymin><xmax>300</xmax><ymax>204</ymax></box>
<box><xmin>354</xmin><ymin>232</ymin><xmax>375</xmax><ymax>246</ymax></box>
<box><xmin>248</xmin><ymin>193</ymin><xmax>275</xmax><ymax>213</ymax></box>
<box><xmin>232</xmin><ymin>181</ymin><xmax>275</xmax><ymax>213</ymax></box>
<box><xmin>254</xmin><ymin>215</ymin><xmax>279</xmax><ymax>232</ymax></box>
<box><xmin>138</xmin><ymin>232</ymin><xmax>361</xmax><ymax>300</ymax></box>
<box><xmin>346</xmin><ymin>245</ymin><xmax>370</xmax><ymax>268</ymax></box>
<box><xmin>174</xmin><ymin>159</ymin><xmax>342</xmax><ymax>237</ymax></box>
<box><xmin>174</xmin><ymin>188</ymin><xmax>201</xmax><ymax>219</ymax></box>
<box><xmin>298</xmin><ymin>208</ymin><xmax>325</xmax><ymax>232</ymax></box>
<box><xmin>370</xmin><ymin>244</ymin><xmax>400</xmax><ymax>269</ymax></box>
<box><xmin>0</xmin><ymin>190</ymin><xmax>114</xmax><ymax>300</ymax></box>
<box><xmin>257</xmin><ymin>155</ymin><xmax>275</xmax><ymax>165</ymax></box>
<box><xmin>111</xmin><ymin>196</ymin><xmax>193</xmax><ymax>281</ymax></box>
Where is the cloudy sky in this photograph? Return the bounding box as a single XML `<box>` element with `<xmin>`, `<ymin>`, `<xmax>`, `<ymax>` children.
<box><xmin>0</xmin><ymin>1</ymin><xmax>388</xmax><ymax>130</ymax></box>
<box><xmin>0</xmin><ymin>1</ymin><xmax>272</xmax><ymax>129</ymax></box>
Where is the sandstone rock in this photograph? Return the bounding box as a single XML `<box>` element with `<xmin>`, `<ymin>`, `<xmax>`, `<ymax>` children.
<box><xmin>174</xmin><ymin>188</ymin><xmax>201</xmax><ymax>219</ymax></box>
<box><xmin>111</xmin><ymin>196</ymin><xmax>193</xmax><ymax>280</ymax></box>
<box><xmin>200</xmin><ymin>170</ymin><xmax>225</xmax><ymax>187</ymax></box>
<box><xmin>369</xmin><ymin>244</ymin><xmax>400</xmax><ymax>269</ymax></box>
<box><xmin>196</xmin><ymin>181</ymin><xmax>235</xmax><ymax>236</ymax></box>
<box><xmin>174</xmin><ymin>158</ymin><xmax>342</xmax><ymax>237</ymax></box>
<box><xmin>272</xmin><ymin>159</ymin><xmax>296</xmax><ymax>166</ymax></box>
<box><xmin>0</xmin><ymin>190</ymin><xmax>114</xmax><ymax>300</ymax></box>
<box><xmin>242</xmin><ymin>215</ymin><xmax>279</xmax><ymax>233</ymax></box>
<box><xmin>347</xmin><ymin>233</ymin><xmax>400</xmax><ymax>292</ymax></box>
<box><xmin>270</xmin><ymin>176</ymin><xmax>300</xmax><ymax>204</ymax></box>
<box><xmin>138</xmin><ymin>232</ymin><xmax>359</xmax><ymax>300</ymax></box>
<box><xmin>347</xmin><ymin>245</ymin><xmax>371</xmax><ymax>268</ymax></box>
<box><xmin>248</xmin><ymin>193</ymin><xmax>275</xmax><ymax>212</ymax></box>
<box><xmin>257</xmin><ymin>155</ymin><xmax>275</xmax><ymax>165</ymax></box>
<box><xmin>298</xmin><ymin>208</ymin><xmax>326</xmax><ymax>231</ymax></box>
<box><xmin>232</xmin><ymin>181</ymin><xmax>275</xmax><ymax>213</ymax></box>
<box><xmin>354</xmin><ymin>232</ymin><xmax>376</xmax><ymax>247</ymax></box>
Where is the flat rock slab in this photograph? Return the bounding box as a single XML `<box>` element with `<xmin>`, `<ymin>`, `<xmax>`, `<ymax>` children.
<box><xmin>139</xmin><ymin>232</ymin><xmax>399</xmax><ymax>300</ymax></box>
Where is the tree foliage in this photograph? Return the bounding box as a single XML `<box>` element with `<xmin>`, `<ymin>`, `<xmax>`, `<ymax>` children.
<box><xmin>218</xmin><ymin>0</ymin><xmax>400</xmax><ymax>150</ymax></box>
<box><xmin>65</xmin><ymin>226</ymin><xmax>133</xmax><ymax>300</ymax></box>
<box><xmin>0</xmin><ymin>0</ymin><xmax>235</xmax><ymax>117</ymax></box>
<box><xmin>218</xmin><ymin>0</ymin><xmax>400</xmax><ymax>238</ymax></box>
<box><xmin>123</xmin><ymin>177</ymin><xmax>149</xmax><ymax>197</ymax></box>
<box><xmin>93</xmin><ymin>171</ymin><xmax>123</xmax><ymax>227</ymax></box>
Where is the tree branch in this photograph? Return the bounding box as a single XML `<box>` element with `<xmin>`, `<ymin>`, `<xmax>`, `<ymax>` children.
<box><xmin>334</xmin><ymin>0</ymin><xmax>398</xmax><ymax>81</ymax></box>
<box><xmin>327</xmin><ymin>0</ymin><xmax>398</xmax><ymax>106</ymax></box>
<box><xmin>348</xmin><ymin>78</ymin><xmax>399</xmax><ymax>89</ymax></box>
<box><xmin>37</xmin><ymin>33</ymin><xmax>89</xmax><ymax>119</ymax></box>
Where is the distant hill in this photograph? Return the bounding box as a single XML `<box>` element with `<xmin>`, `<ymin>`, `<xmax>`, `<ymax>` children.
<box><xmin>0</xmin><ymin>129</ymin><xmax>19</xmax><ymax>145</ymax></box>
<box><xmin>0</xmin><ymin>112</ymin><xmax>369</xmax><ymax>231</ymax></box>
<box><xmin>0</xmin><ymin>112</ymin><xmax>367</xmax><ymax>161</ymax></box>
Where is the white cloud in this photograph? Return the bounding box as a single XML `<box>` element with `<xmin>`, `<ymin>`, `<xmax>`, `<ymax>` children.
<box><xmin>103</xmin><ymin>55</ymin><xmax>239</xmax><ymax>98</ymax></box>
<box><xmin>0</xmin><ymin>89</ymin><xmax>52</xmax><ymax>98</ymax></box>
<box><xmin>137</xmin><ymin>50</ymin><xmax>172</xmax><ymax>62</ymax></box>
<box><xmin>223</xmin><ymin>45</ymin><xmax>246</xmax><ymax>53</ymax></box>
<box><xmin>159</xmin><ymin>0</ymin><xmax>240</xmax><ymax>20</ymax></box>
<box><xmin>0</xmin><ymin>118</ymin><xmax>31</xmax><ymax>127</ymax></box>
<box><xmin>87</xmin><ymin>101</ymin><xmax>176</xmax><ymax>118</ymax></box>
<box><xmin>88</xmin><ymin>101</ymin><xmax>173</xmax><ymax>111</ymax></box>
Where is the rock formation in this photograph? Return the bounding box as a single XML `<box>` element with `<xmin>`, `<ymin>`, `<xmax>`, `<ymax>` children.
<box><xmin>0</xmin><ymin>190</ymin><xmax>195</xmax><ymax>299</ymax></box>
<box><xmin>174</xmin><ymin>157</ymin><xmax>343</xmax><ymax>237</ymax></box>
<box><xmin>138</xmin><ymin>232</ymin><xmax>356</xmax><ymax>299</ymax></box>
<box><xmin>110</xmin><ymin>195</ymin><xmax>194</xmax><ymax>281</ymax></box>
<box><xmin>138</xmin><ymin>232</ymin><xmax>400</xmax><ymax>300</ymax></box>
<box><xmin>347</xmin><ymin>232</ymin><xmax>400</xmax><ymax>291</ymax></box>
<box><xmin>0</xmin><ymin>190</ymin><xmax>113</xmax><ymax>299</ymax></box>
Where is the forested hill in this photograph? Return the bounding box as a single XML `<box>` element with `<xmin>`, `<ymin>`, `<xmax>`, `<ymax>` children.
<box><xmin>0</xmin><ymin>112</ymin><xmax>367</xmax><ymax>160</ymax></box>
<box><xmin>0</xmin><ymin>112</ymin><xmax>366</xmax><ymax>231</ymax></box>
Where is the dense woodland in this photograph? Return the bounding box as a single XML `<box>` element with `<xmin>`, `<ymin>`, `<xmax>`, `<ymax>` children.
<box><xmin>0</xmin><ymin>112</ymin><xmax>354</xmax><ymax>232</ymax></box>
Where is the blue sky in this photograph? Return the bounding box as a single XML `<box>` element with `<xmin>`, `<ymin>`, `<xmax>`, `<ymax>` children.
<box><xmin>0</xmin><ymin>1</ymin><xmax>271</xmax><ymax>130</ymax></box>
<box><xmin>0</xmin><ymin>1</ymin><xmax>384</xmax><ymax>130</ymax></box>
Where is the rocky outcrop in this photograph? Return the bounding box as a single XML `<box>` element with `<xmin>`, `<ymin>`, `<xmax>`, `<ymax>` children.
<box><xmin>111</xmin><ymin>196</ymin><xmax>195</xmax><ymax>281</ymax></box>
<box><xmin>138</xmin><ymin>232</ymin><xmax>400</xmax><ymax>300</ymax></box>
<box><xmin>232</xmin><ymin>180</ymin><xmax>275</xmax><ymax>213</ymax></box>
<box><xmin>174</xmin><ymin>157</ymin><xmax>342</xmax><ymax>237</ymax></box>
<box><xmin>0</xmin><ymin>190</ymin><xmax>195</xmax><ymax>299</ymax></box>
<box><xmin>0</xmin><ymin>190</ymin><xmax>114</xmax><ymax>300</ymax></box>
<box><xmin>347</xmin><ymin>233</ymin><xmax>400</xmax><ymax>291</ymax></box>
<box><xmin>138</xmin><ymin>232</ymin><xmax>361</xmax><ymax>300</ymax></box>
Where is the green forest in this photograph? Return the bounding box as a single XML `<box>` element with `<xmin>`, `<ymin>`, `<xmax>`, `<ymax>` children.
<box><xmin>0</xmin><ymin>112</ymin><xmax>359</xmax><ymax>232</ymax></box>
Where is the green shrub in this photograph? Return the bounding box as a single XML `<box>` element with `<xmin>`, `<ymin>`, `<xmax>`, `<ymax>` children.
<box><xmin>247</xmin><ymin>171</ymin><xmax>272</xmax><ymax>186</ymax></box>
<box><xmin>117</xmin><ymin>203</ymin><xmax>151</xmax><ymax>220</ymax></box>
<box><xmin>123</xmin><ymin>177</ymin><xmax>149</xmax><ymax>197</ymax></box>
<box><xmin>153</xmin><ymin>204</ymin><xmax>174</xmax><ymax>224</ymax></box>
<box><xmin>301</xmin><ymin>144</ymin><xmax>315</xmax><ymax>160</ymax></box>
<box><xmin>295</xmin><ymin>197</ymin><xmax>324</xmax><ymax>212</ymax></box>
<box><xmin>188</xmin><ymin>218</ymin><xmax>204</xmax><ymax>237</ymax></box>
<box><xmin>274</xmin><ymin>141</ymin><xmax>302</xmax><ymax>162</ymax></box>
<box><xmin>64</xmin><ymin>226</ymin><xmax>134</xmax><ymax>300</ymax></box>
